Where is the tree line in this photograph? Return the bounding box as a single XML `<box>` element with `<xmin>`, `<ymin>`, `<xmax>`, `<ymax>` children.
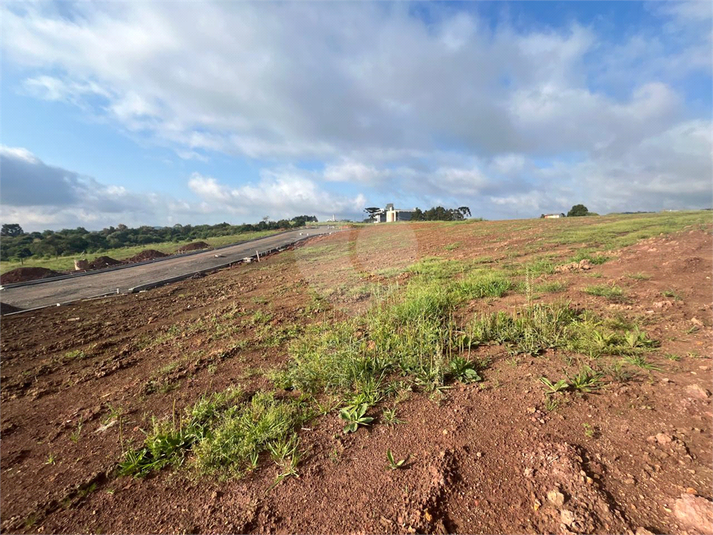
<box><xmin>0</xmin><ymin>216</ymin><xmax>318</xmax><ymax>262</ymax></box>
<box><xmin>364</xmin><ymin>206</ymin><xmax>472</xmax><ymax>221</ymax></box>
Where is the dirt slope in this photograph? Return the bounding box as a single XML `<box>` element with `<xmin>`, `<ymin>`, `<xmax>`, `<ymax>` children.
<box><xmin>1</xmin><ymin>216</ymin><xmax>711</xmax><ymax>534</ymax></box>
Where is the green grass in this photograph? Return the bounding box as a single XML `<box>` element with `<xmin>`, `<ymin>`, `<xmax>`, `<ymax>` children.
<box><xmin>626</xmin><ymin>272</ymin><xmax>651</xmax><ymax>281</ymax></box>
<box><xmin>1</xmin><ymin>230</ymin><xmax>279</xmax><ymax>274</ymax></box>
<box><xmin>584</xmin><ymin>284</ymin><xmax>625</xmax><ymax>300</ymax></box>
<box><xmin>534</xmin><ymin>281</ymin><xmax>568</xmax><ymax>294</ymax></box>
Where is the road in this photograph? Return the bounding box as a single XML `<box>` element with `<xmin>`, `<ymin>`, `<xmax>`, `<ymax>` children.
<box><xmin>0</xmin><ymin>228</ymin><xmax>336</xmax><ymax>311</ymax></box>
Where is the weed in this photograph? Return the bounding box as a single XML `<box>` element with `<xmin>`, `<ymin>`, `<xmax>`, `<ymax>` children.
<box><xmin>623</xmin><ymin>355</ymin><xmax>661</xmax><ymax>371</ymax></box>
<box><xmin>582</xmin><ymin>423</ymin><xmax>596</xmax><ymax>438</ymax></box>
<box><xmin>64</xmin><ymin>349</ymin><xmax>87</xmax><ymax>360</ymax></box>
<box><xmin>382</xmin><ymin>407</ymin><xmax>404</xmax><ymax>426</ymax></box>
<box><xmin>45</xmin><ymin>453</ymin><xmax>57</xmax><ymax>465</ymax></box>
<box><xmin>626</xmin><ymin>272</ymin><xmax>651</xmax><ymax>281</ymax></box>
<box><xmin>386</xmin><ymin>449</ymin><xmax>409</xmax><ymax>470</ymax></box>
<box><xmin>567</xmin><ymin>366</ymin><xmax>602</xmax><ymax>393</ymax></box>
<box><xmin>69</xmin><ymin>421</ymin><xmax>83</xmax><ymax>443</ymax></box>
<box><xmin>584</xmin><ymin>284</ymin><xmax>624</xmax><ymax>301</ymax></box>
<box><xmin>624</xmin><ymin>328</ymin><xmax>659</xmax><ymax>350</ymax></box>
<box><xmin>447</xmin><ymin>356</ymin><xmax>483</xmax><ymax>383</ymax></box>
<box><xmin>540</xmin><ymin>376</ymin><xmax>569</xmax><ymax>395</ymax></box>
<box><xmin>666</xmin><ymin>353</ymin><xmax>681</xmax><ymax>361</ymax></box>
<box><xmin>544</xmin><ymin>397</ymin><xmax>560</xmax><ymax>412</ymax></box>
<box><xmin>535</xmin><ymin>281</ymin><xmax>567</xmax><ymax>293</ymax></box>
<box><xmin>339</xmin><ymin>403</ymin><xmax>374</xmax><ymax>434</ymax></box>
<box><xmin>661</xmin><ymin>289</ymin><xmax>682</xmax><ymax>301</ymax></box>
<box><xmin>605</xmin><ymin>362</ymin><xmax>636</xmax><ymax>383</ymax></box>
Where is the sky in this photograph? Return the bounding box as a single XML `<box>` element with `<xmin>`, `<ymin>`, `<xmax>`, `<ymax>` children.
<box><xmin>0</xmin><ymin>0</ymin><xmax>711</xmax><ymax>231</ymax></box>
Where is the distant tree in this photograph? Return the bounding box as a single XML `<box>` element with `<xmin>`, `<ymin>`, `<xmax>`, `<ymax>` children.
<box><xmin>364</xmin><ymin>207</ymin><xmax>381</xmax><ymax>215</ymax></box>
<box><xmin>458</xmin><ymin>206</ymin><xmax>471</xmax><ymax>218</ymax></box>
<box><xmin>16</xmin><ymin>247</ymin><xmax>31</xmax><ymax>265</ymax></box>
<box><xmin>2</xmin><ymin>224</ymin><xmax>24</xmax><ymax>237</ymax></box>
<box><xmin>567</xmin><ymin>204</ymin><xmax>590</xmax><ymax>217</ymax></box>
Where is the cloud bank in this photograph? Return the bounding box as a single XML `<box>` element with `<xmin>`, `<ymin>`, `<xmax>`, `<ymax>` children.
<box><xmin>1</xmin><ymin>1</ymin><xmax>711</xmax><ymax>227</ymax></box>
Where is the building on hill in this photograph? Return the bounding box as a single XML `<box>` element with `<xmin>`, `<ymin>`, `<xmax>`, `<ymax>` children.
<box><xmin>541</xmin><ymin>213</ymin><xmax>566</xmax><ymax>219</ymax></box>
<box><xmin>370</xmin><ymin>203</ymin><xmax>416</xmax><ymax>223</ymax></box>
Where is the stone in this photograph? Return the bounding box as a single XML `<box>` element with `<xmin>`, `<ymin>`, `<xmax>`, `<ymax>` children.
<box><xmin>547</xmin><ymin>490</ymin><xmax>566</xmax><ymax>508</ymax></box>
<box><xmin>674</xmin><ymin>494</ymin><xmax>713</xmax><ymax>534</ymax></box>
<box><xmin>686</xmin><ymin>384</ymin><xmax>711</xmax><ymax>400</ymax></box>
<box><xmin>635</xmin><ymin>527</ymin><xmax>654</xmax><ymax>535</ymax></box>
<box><xmin>560</xmin><ymin>510</ymin><xmax>575</xmax><ymax>526</ymax></box>
<box><xmin>656</xmin><ymin>433</ymin><xmax>674</xmax><ymax>445</ymax></box>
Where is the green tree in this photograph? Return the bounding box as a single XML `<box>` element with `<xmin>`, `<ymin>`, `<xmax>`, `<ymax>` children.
<box><xmin>1</xmin><ymin>224</ymin><xmax>24</xmax><ymax>237</ymax></box>
<box><xmin>567</xmin><ymin>204</ymin><xmax>590</xmax><ymax>217</ymax></box>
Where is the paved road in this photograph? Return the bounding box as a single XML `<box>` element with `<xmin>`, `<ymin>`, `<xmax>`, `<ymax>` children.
<box><xmin>0</xmin><ymin>228</ymin><xmax>336</xmax><ymax>311</ymax></box>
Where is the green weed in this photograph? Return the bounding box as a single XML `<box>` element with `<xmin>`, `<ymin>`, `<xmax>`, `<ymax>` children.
<box><xmin>386</xmin><ymin>449</ymin><xmax>409</xmax><ymax>470</ymax></box>
<box><xmin>339</xmin><ymin>403</ymin><xmax>374</xmax><ymax>434</ymax></box>
<box><xmin>584</xmin><ymin>284</ymin><xmax>624</xmax><ymax>300</ymax></box>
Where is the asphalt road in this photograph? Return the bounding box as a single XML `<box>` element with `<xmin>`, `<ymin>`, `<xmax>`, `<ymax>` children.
<box><xmin>0</xmin><ymin>228</ymin><xmax>336</xmax><ymax>311</ymax></box>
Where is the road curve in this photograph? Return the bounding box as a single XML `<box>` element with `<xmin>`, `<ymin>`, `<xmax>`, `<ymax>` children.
<box><xmin>1</xmin><ymin>228</ymin><xmax>336</xmax><ymax>311</ymax></box>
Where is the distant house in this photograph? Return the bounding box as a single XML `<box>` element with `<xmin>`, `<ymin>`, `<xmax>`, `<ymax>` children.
<box><xmin>541</xmin><ymin>213</ymin><xmax>566</xmax><ymax>219</ymax></box>
<box><xmin>371</xmin><ymin>203</ymin><xmax>416</xmax><ymax>223</ymax></box>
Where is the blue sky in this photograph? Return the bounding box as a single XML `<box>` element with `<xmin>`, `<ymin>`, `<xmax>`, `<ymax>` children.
<box><xmin>1</xmin><ymin>1</ymin><xmax>711</xmax><ymax>231</ymax></box>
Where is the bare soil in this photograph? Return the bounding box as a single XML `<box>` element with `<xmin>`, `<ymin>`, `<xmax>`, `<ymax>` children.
<box><xmin>177</xmin><ymin>242</ymin><xmax>212</xmax><ymax>253</ymax></box>
<box><xmin>125</xmin><ymin>249</ymin><xmax>169</xmax><ymax>263</ymax></box>
<box><xmin>0</xmin><ymin>267</ymin><xmax>62</xmax><ymax>285</ymax></box>
<box><xmin>1</xmin><ymin>219</ymin><xmax>711</xmax><ymax>534</ymax></box>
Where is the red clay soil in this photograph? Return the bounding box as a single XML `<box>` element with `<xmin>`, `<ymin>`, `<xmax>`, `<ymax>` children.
<box><xmin>125</xmin><ymin>249</ymin><xmax>169</xmax><ymax>263</ymax></box>
<box><xmin>176</xmin><ymin>241</ymin><xmax>211</xmax><ymax>253</ymax></box>
<box><xmin>0</xmin><ymin>219</ymin><xmax>711</xmax><ymax>534</ymax></box>
<box><xmin>0</xmin><ymin>267</ymin><xmax>62</xmax><ymax>284</ymax></box>
<box><xmin>87</xmin><ymin>256</ymin><xmax>123</xmax><ymax>270</ymax></box>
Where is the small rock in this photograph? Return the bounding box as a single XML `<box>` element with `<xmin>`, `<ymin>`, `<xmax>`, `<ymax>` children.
<box><xmin>523</xmin><ymin>467</ymin><xmax>534</xmax><ymax>478</ymax></box>
<box><xmin>686</xmin><ymin>384</ymin><xmax>711</xmax><ymax>400</ymax></box>
<box><xmin>547</xmin><ymin>490</ymin><xmax>566</xmax><ymax>508</ymax></box>
<box><xmin>691</xmin><ymin>317</ymin><xmax>703</xmax><ymax>327</ymax></box>
<box><xmin>656</xmin><ymin>433</ymin><xmax>673</xmax><ymax>445</ymax></box>
<box><xmin>635</xmin><ymin>527</ymin><xmax>654</xmax><ymax>535</ymax></box>
<box><xmin>560</xmin><ymin>509</ymin><xmax>575</xmax><ymax>526</ymax></box>
<box><xmin>674</xmin><ymin>494</ymin><xmax>713</xmax><ymax>534</ymax></box>
<box><xmin>687</xmin><ymin>488</ymin><xmax>698</xmax><ymax>495</ymax></box>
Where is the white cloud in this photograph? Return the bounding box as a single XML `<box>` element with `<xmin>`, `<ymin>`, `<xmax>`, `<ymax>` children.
<box><xmin>1</xmin><ymin>2</ymin><xmax>710</xmax><ymax>222</ymax></box>
<box><xmin>188</xmin><ymin>170</ymin><xmax>366</xmax><ymax>220</ymax></box>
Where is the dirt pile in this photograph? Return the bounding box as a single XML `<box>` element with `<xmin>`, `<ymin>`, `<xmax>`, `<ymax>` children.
<box><xmin>0</xmin><ymin>267</ymin><xmax>62</xmax><ymax>284</ymax></box>
<box><xmin>88</xmin><ymin>256</ymin><xmax>123</xmax><ymax>270</ymax></box>
<box><xmin>126</xmin><ymin>250</ymin><xmax>169</xmax><ymax>263</ymax></box>
<box><xmin>177</xmin><ymin>241</ymin><xmax>211</xmax><ymax>253</ymax></box>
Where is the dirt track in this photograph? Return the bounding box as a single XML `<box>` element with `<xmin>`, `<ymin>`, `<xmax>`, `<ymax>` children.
<box><xmin>0</xmin><ymin>228</ymin><xmax>335</xmax><ymax>311</ymax></box>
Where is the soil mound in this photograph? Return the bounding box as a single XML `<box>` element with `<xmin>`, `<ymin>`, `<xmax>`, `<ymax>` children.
<box><xmin>0</xmin><ymin>267</ymin><xmax>62</xmax><ymax>284</ymax></box>
<box><xmin>177</xmin><ymin>241</ymin><xmax>211</xmax><ymax>253</ymax></box>
<box><xmin>127</xmin><ymin>249</ymin><xmax>169</xmax><ymax>263</ymax></box>
<box><xmin>88</xmin><ymin>256</ymin><xmax>123</xmax><ymax>270</ymax></box>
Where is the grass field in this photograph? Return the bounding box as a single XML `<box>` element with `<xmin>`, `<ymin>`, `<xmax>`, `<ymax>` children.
<box><xmin>0</xmin><ymin>229</ymin><xmax>280</xmax><ymax>275</ymax></box>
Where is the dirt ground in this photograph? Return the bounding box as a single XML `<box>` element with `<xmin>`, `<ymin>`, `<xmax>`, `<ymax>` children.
<box><xmin>1</xmin><ymin>216</ymin><xmax>712</xmax><ymax>534</ymax></box>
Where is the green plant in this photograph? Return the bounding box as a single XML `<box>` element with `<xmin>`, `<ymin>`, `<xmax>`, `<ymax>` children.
<box><xmin>69</xmin><ymin>421</ymin><xmax>83</xmax><ymax>443</ymax></box>
<box><xmin>624</xmin><ymin>328</ymin><xmax>659</xmax><ymax>350</ymax></box>
<box><xmin>447</xmin><ymin>356</ymin><xmax>483</xmax><ymax>383</ymax></box>
<box><xmin>544</xmin><ymin>397</ymin><xmax>560</xmax><ymax>412</ymax></box>
<box><xmin>661</xmin><ymin>289</ymin><xmax>682</xmax><ymax>301</ymax></box>
<box><xmin>584</xmin><ymin>284</ymin><xmax>624</xmax><ymax>300</ymax></box>
<box><xmin>540</xmin><ymin>376</ymin><xmax>569</xmax><ymax>395</ymax></box>
<box><xmin>339</xmin><ymin>403</ymin><xmax>374</xmax><ymax>434</ymax></box>
<box><xmin>386</xmin><ymin>449</ymin><xmax>409</xmax><ymax>470</ymax></box>
<box><xmin>665</xmin><ymin>353</ymin><xmax>681</xmax><ymax>361</ymax></box>
<box><xmin>626</xmin><ymin>272</ymin><xmax>651</xmax><ymax>281</ymax></box>
<box><xmin>582</xmin><ymin>423</ymin><xmax>595</xmax><ymax>438</ymax></box>
<box><xmin>567</xmin><ymin>366</ymin><xmax>602</xmax><ymax>393</ymax></box>
<box><xmin>623</xmin><ymin>355</ymin><xmax>661</xmax><ymax>371</ymax></box>
<box><xmin>45</xmin><ymin>453</ymin><xmax>56</xmax><ymax>465</ymax></box>
<box><xmin>382</xmin><ymin>407</ymin><xmax>404</xmax><ymax>426</ymax></box>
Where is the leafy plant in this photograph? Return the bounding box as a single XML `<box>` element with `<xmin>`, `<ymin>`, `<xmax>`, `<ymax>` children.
<box><xmin>623</xmin><ymin>355</ymin><xmax>661</xmax><ymax>371</ymax></box>
<box><xmin>339</xmin><ymin>403</ymin><xmax>374</xmax><ymax>434</ymax></box>
<box><xmin>386</xmin><ymin>449</ymin><xmax>408</xmax><ymax>470</ymax></box>
<box><xmin>540</xmin><ymin>376</ymin><xmax>569</xmax><ymax>395</ymax></box>
<box><xmin>382</xmin><ymin>407</ymin><xmax>404</xmax><ymax>426</ymax></box>
<box><xmin>567</xmin><ymin>366</ymin><xmax>602</xmax><ymax>393</ymax></box>
<box><xmin>447</xmin><ymin>356</ymin><xmax>483</xmax><ymax>383</ymax></box>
